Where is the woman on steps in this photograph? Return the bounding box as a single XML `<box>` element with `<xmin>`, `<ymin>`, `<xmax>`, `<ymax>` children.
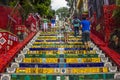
<box><xmin>63</xmin><ymin>18</ymin><xmax>70</xmax><ymax>43</ymax></box>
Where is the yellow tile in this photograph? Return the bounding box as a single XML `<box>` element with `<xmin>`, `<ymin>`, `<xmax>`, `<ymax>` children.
<box><xmin>66</xmin><ymin>58</ymin><xmax>78</xmax><ymax>63</ymax></box>
<box><xmin>46</xmin><ymin>58</ymin><xmax>58</xmax><ymax>63</ymax></box>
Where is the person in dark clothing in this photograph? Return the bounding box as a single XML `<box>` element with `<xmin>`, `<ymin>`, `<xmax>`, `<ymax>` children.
<box><xmin>72</xmin><ymin>16</ymin><xmax>81</xmax><ymax>37</ymax></box>
<box><xmin>80</xmin><ymin>16</ymin><xmax>91</xmax><ymax>50</ymax></box>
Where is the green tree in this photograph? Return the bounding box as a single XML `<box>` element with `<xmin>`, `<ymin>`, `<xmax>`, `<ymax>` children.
<box><xmin>31</xmin><ymin>0</ymin><xmax>52</xmax><ymax>16</ymax></box>
<box><xmin>116</xmin><ymin>0</ymin><xmax>120</xmax><ymax>6</ymax></box>
<box><xmin>56</xmin><ymin>7</ymin><xmax>69</xmax><ymax>20</ymax></box>
<box><xmin>8</xmin><ymin>0</ymin><xmax>33</xmax><ymax>24</ymax></box>
<box><xmin>113</xmin><ymin>0</ymin><xmax>120</xmax><ymax>27</ymax></box>
<box><xmin>47</xmin><ymin>9</ymin><xmax>55</xmax><ymax>19</ymax></box>
<box><xmin>8</xmin><ymin>0</ymin><xmax>54</xmax><ymax>23</ymax></box>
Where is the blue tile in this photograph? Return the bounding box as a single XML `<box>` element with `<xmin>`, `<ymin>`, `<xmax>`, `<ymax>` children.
<box><xmin>19</xmin><ymin>63</ymin><xmax>104</xmax><ymax>68</ymax></box>
<box><xmin>66</xmin><ymin>63</ymin><xmax>104</xmax><ymax>67</ymax></box>
<box><xmin>59</xmin><ymin>63</ymin><xmax>66</xmax><ymax>68</ymax></box>
<box><xmin>19</xmin><ymin>63</ymin><xmax>59</xmax><ymax>68</ymax></box>
<box><xmin>29</xmin><ymin>48</ymin><xmax>58</xmax><ymax>51</ymax></box>
<box><xmin>59</xmin><ymin>54</ymin><xmax>64</xmax><ymax>58</ymax></box>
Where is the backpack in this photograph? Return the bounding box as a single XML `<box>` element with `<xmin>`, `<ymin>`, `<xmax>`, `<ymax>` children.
<box><xmin>73</xmin><ymin>19</ymin><xmax>79</xmax><ymax>24</ymax></box>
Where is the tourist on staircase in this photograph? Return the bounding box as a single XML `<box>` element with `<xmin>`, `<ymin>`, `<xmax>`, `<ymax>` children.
<box><xmin>80</xmin><ymin>16</ymin><xmax>91</xmax><ymax>50</ymax></box>
<box><xmin>51</xmin><ymin>17</ymin><xmax>56</xmax><ymax>32</ymax></box>
<box><xmin>63</xmin><ymin>18</ymin><xmax>70</xmax><ymax>43</ymax></box>
<box><xmin>43</xmin><ymin>15</ymin><xmax>48</xmax><ymax>32</ymax></box>
<box><xmin>72</xmin><ymin>16</ymin><xmax>81</xmax><ymax>37</ymax></box>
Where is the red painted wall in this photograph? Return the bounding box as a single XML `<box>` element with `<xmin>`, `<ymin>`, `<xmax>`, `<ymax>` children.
<box><xmin>0</xmin><ymin>6</ymin><xmax>12</xmax><ymax>29</ymax></box>
<box><xmin>0</xmin><ymin>31</ymin><xmax>19</xmax><ymax>54</ymax></box>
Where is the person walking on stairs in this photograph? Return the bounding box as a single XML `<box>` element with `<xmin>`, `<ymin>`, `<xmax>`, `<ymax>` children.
<box><xmin>43</xmin><ymin>16</ymin><xmax>48</xmax><ymax>32</ymax></box>
<box><xmin>80</xmin><ymin>16</ymin><xmax>91</xmax><ymax>50</ymax></box>
<box><xmin>72</xmin><ymin>16</ymin><xmax>81</xmax><ymax>37</ymax></box>
<box><xmin>63</xmin><ymin>18</ymin><xmax>70</xmax><ymax>43</ymax></box>
<box><xmin>51</xmin><ymin>17</ymin><xmax>56</xmax><ymax>32</ymax></box>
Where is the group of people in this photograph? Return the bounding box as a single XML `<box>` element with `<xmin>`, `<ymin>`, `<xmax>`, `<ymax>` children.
<box><xmin>40</xmin><ymin>15</ymin><xmax>91</xmax><ymax>50</ymax></box>
<box><xmin>63</xmin><ymin>16</ymin><xmax>91</xmax><ymax>50</ymax></box>
<box><xmin>40</xmin><ymin>16</ymin><xmax>56</xmax><ymax>32</ymax></box>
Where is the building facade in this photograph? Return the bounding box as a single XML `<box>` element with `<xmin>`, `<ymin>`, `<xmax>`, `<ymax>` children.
<box><xmin>88</xmin><ymin>0</ymin><xmax>116</xmax><ymax>19</ymax></box>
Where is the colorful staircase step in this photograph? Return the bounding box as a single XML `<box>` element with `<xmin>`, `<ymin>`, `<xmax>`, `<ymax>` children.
<box><xmin>35</xmin><ymin>40</ymin><xmax>82</xmax><ymax>42</ymax></box>
<box><xmin>27</xmin><ymin>50</ymin><xmax>96</xmax><ymax>54</ymax></box>
<box><xmin>15</xmin><ymin>67</ymin><xmax>108</xmax><ymax>74</ymax></box>
<box><xmin>34</xmin><ymin>42</ymin><xmax>83</xmax><ymax>44</ymax></box>
<box><xmin>19</xmin><ymin>62</ymin><xmax>104</xmax><ymax>68</ymax></box>
<box><xmin>23</xmin><ymin>58</ymin><xmax>101</xmax><ymax>63</ymax></box>
<box><xmin>25</xmin><ymin>54</ymin><xmax>59</xmax><ymax>58</ymax></box>
<box><xmin>24</xmin><ymin>54</ymin><xmax>98</xmax><ymax>58</ymax></box>
<box><xmin>64</xmin><ymin>48</ymin><xmax>93</xmax><ymax>50</ymax></box>
<box><xmin>65</xmin><ymin>54</ymin><xmax>98</xmax><ymax>58</ymax></box>
<box><xmin>11</xmin><ymin>73</ymin><xmax>115</xmax><ymax>80</ymax></box>
<box><xmin>30</xmin><ymin>48</ymin><xmax>58</xmax><ymax>51</ymax></box>
<box><xmin>66</xmin><ymin>58</ymin><xmax>101</xmax><ymax>63</ymax></box>
<box><xmin>29</xmin><ymin>48</ymin><xmax>93</xmax><ymax>51</ymax></box>
<box><xmin>37</xmin><ymin>36</ymin><xmax>81</xmax><ymax>38</ymax></box>
<box><xmin>32</xmin><ymin>44</ymin><xmax>85</xmax><ymax>48</ymax></box>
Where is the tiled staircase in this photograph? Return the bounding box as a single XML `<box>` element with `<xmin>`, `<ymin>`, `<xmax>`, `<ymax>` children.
<box><xmin>1</xmin><ymin>28</ymin><xmax>120</xmax><ymax>80</ymax></box>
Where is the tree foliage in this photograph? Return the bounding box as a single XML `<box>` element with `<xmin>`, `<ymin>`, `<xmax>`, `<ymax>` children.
<box><xmin>31</xmin><ymin>0</ymin><xmax>51</xmax><ymax>16</ymax></box>
<box><xmin>47</xmin><ymin>9</ymin><xmax>55</xmax><ymax>19</ymax></box>
<box><xmin>7</xmin><ymin>0</ymin><xmax>55</xmax><ymax>23</ymax></box>
<box><xmin>56</xmin><ymin>7</ymin><xmax>69</xmax><ymax>20</ymax></box>
<box><xmin>113</xmin><ymin>0</ymin><xmax>120</xmax><ymax>26</ymax></box>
